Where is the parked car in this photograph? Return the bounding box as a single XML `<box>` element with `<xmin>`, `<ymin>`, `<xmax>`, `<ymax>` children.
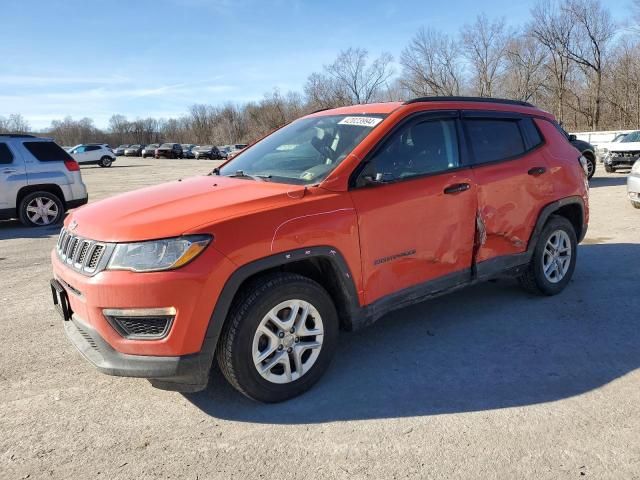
<box><xmin>596</xmin><ymin>132</ymin><xmax>628</xmax><ymax>159</ymax></box>
<box><xmin>51</xmin><ymin>97</ymin><xmax>588</xmax><ymax>402</ymax></box>
<box><xmin>181</xmin><ymin>144</ymin><xmax>196</xmax><ymax>159</ymax></box>
<box><xmin>113</xmin><ymin>145</ymin><xmax>130</xmax><ymax>156</ymax></box>
<box><xmin>124</xmin><ymin>144</ymin><xmax>145</xmax><ymax>157</ymax></box>
<box><xmin>69</xmin><ymin>144</ymin><xmax>117</xmax><ymax>167</ymax></box>
<box><xmin>567</xmin><ymin>134</ymin><xmax>597</xmax><ymax>179</ymax></box>
<box><xmin>193</xmin><ymin>145</ymin><xmax>224</xmax><ymax>160</ymax></box>
<box><xmin>628</xmin><ymin>159</ymin><xmax>640</xmax><ymax>209</ymax></box>
<box><xmin>217</xmin><ymin>146</ymin><xmax>229</xmax><ymax>159</ymax></box>
<box><xmin>0</xmin><ymin>134</ymin><xmax>87</xmax><ymax>227</ymax></box>
<box><xmin>602</xmin><ymin>130</ymin><xmax>640</xmax><ymax>173</ymax></box>
<box><xmin>155</xmin><ymin>143</ymin><xmax>183</xmax><ymax>159</ymax></box>
<box><xmin>141</xmin><ymin>144</ymin><xmax>159</xmax><ymax>158</ymax></box>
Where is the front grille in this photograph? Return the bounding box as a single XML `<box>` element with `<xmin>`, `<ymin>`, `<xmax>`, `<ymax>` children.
<box><xmin>56</xmin><ymin>228</ymin><xmax>111</xmax><ymax>275</ymax></box>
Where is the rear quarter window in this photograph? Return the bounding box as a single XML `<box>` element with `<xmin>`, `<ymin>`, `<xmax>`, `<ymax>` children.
<box><xmin>23</xmin><ymin>141</ymin><xmax>73</xmax><ymax>162</ymax></box>
<box><xmin>465</xmin><ymin>119</ymin><xmax>526</xmax><ymax>164</ymax></box>
<box><xmin>0</xmin><ymin>143</ymin><xmax>14</xmax><ymax>164</ymax></box>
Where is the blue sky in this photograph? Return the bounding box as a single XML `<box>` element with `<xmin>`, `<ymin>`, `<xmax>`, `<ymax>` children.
<box><xmin>0</xmin><ymin>0</ymin><xmax>630</xmax><ymax>130</ymax></box>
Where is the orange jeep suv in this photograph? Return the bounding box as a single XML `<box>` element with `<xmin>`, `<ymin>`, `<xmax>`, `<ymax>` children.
<box><xmin>50</xmin><ymin>97</ymin><xmax>589</xmax><ymax>402</ymax></box>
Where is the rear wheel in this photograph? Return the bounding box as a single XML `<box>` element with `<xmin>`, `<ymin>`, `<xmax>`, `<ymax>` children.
<box><xmin>18</xmin><ymin>191</ymin><xmax>64</xmax><ymax>227</ymax></box>
<box><xmin>584</xmin><ymin>154</ymin><xmax>596</xmax><ymax>179</ymax></box>
<box><xmin>519</xmin><ymin>215</ymin><xmax>577</xmax><ymax>296</ymax></box>
<box><xmin>217</xmin><ymin>272</ymin><xmax>339</xmax><ymax>402</ymax></box>
<box><xmin>99</xmin><ymin>156</ymin><xmax>113</xmax><ymax>167</ymax></box>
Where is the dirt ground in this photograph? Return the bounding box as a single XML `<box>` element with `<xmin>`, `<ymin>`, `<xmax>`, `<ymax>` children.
<box><xmin>1</xmin><ymin>157</ymin><xmax>638</xmax><ymax>479</ymax></box>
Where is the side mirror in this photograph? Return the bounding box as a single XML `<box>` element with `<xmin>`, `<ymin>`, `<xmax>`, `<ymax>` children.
<box><xmin>568</xmin><ymin>134</ymin><xmax>577</xmax><ymax>141</ymax></box>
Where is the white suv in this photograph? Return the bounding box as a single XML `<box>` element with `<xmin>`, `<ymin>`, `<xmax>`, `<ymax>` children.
<box><xmin>69</xmin><ymin>144</ymin><xmax>116</xmax><ymax>167</ymax></box>
<box><xmin>0</xmin><ymin>134</ymin><xmax>88</xmax><ymax>227</ymax></box>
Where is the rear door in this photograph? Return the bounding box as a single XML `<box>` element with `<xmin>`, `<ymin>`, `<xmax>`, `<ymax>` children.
<box><xmin>84</xmin><ymin>145</ymin><xmax>102</xmax><ymax>162</ymax></box>
<box><xmin>350</xmin><ymin>111</ymin><xmax>478</xmax><ymax>304</ymax></box>
<box><xmin>462</xmin><ymin>112</ymin><xmax>553</xmax><ymax>267</ymax></box>
<box><xmin>0</xmin><ymin>142</ymin><xmax>26</xmax><ymax>211</ymax></box>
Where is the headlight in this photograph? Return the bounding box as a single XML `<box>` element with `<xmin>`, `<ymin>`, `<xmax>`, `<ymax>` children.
<box><xmin>107</xmin><ymin>235</ymin><xmax>211</xmax><ymax>272</ymax></box>
<box><xmin>632</xmin><ymin>160</ymin><xmax>640</xmax><ymax>175</ymax></box>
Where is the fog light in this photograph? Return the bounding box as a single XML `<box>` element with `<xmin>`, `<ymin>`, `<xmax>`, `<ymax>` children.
<box><xmin>103</xmin><ymin>307</ymin><xmax>176</xmax><ymax>340</ymax></box>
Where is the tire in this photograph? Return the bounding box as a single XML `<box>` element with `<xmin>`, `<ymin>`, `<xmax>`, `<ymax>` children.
<box><xmin>100</xmin><ymin>156</ymin><xmax>113</xmax><ymax>167</ymax></box>
<box><xmin>18</xmin><ymin>191</ymin><xmax>64</xmax><ymax>227</ymax></box>
<box><xmin>584</xmin><ymin>154</ymin><xmax>596</xmax><ymax>179</ymax></box>
<box><xmin>217</xmin><ymin>272</ymin><xmax>339</xmax><ymax>403</ymax></box>
<box><xmin>604</xmin><ymin>164</ymin><xmax>615</xmax><ymax>173</ymax></box>
<box><xmin>518</xmin><ymin>215</ymin><xmax>577</xmax><ymax>296</ymax></box>
<box><xmin>632</xmin><ymin>201</ymin><xmax>640</xmax><ymax>210</ymax></box>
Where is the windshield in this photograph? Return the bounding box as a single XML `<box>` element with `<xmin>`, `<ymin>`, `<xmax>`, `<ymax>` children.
<box><xmin>160</xmin><ymin>143</ymin><xmax>173</xmax><ymax>148</ymax></box>
<box><xmin>130</xmin><ymin>144</ymin><xmax>140</xmax><ymax>148</ymax></box>
<box><xmin>219</xmin><ymin>114</ymin><xmax>386</xmax><ymax>185</ymax></box>
<box><xmin>621</xmin><ymin>131</ymin><xmax>640</xmax><ymax>143</ymax></box>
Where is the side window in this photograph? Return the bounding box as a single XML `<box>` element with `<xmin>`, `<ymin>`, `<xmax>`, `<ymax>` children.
<box><xmin>86</xmin><ymin>146</ymin><xmax>100</xmax><ymax>152</ymax></box>
<box><xmin>465</xmin><ymin>119</ymin><xmax>526</xmax><ymax>164</ymax></box>
<box><xmin>0</xmin><ymin>143</ymin><xmax>14</xmax><ymax>164</ymax></box>
<box><xmin>23</xmin><ymin>141</ymin><xmax>74</xmax><ymax>162</ymax></box>
<box><xmin>73</xmin><ymin>146</ymin><xmax>85</xmax><ymax>153</ymax></box>
<box><xmin>358</xmin><ymin>118</ymin><xmax>460</xmax><ymax>184</ymax></box>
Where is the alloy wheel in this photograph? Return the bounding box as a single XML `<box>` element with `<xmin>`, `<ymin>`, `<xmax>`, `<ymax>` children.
<box><xmin>26</xmin><ymin>197</ymin><xmax>59</xmax><ymax>226</ymax></box>
<box><xmin>252</xmin><ymin>299</ymin><xmax>324</xmax><ymax>384</ymax></box>
<box><xmin>542</xmin><ymin>230</ymin><xmax>572</xmax><ymax>283</ymax></box>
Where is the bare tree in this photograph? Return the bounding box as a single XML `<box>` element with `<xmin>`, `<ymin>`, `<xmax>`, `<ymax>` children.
<box><xmin>461</xmin><ymin>14</ymin><xmax>512</xmax><ymax>97</ymax></box>
<box><xmin>562</xmin><ymin>0</ymin><xmax>616</xmax><ymax>129</ymax></box>
<box><xmin>503</xmin><ymin>33</ymin><xmax>548</xmax><ymax>102</ymax></box>
<box><xmin>0</xmin><ymin>114</ymin><xmax>30</xmax><ymax>133</ymax></box>
<box><xmin>530</xmin><ymin>0</ymin><xmax>574</xmax><ymax>124</ymax></box>
<box><xmin>400</xmin><ymin>28</ymin><xmax>463</xmax><ymax>96</ymax></box>
<box><xmin>305</xmin><ymin>48</ymin><xmax>394</xmax><ymax>108</ymax></box>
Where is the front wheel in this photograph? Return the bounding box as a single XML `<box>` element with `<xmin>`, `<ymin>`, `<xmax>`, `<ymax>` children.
<box><xmin>217</xmin><ymin>273</ymin><xmax>339</xmax><ymax>402</ymax></box>
<box><xmin>518</xmin><ymin>215</ymin><xmax>577</xmax><ymax>296</ymax></box>
<box><xmin>604</xmin><ymin>164</ymin><xmax>615</xmax><ymax>173</ymax></box>
<box><xmin>632</xmin><ymin>201</ymin><xmax>640</xmax><ymax>210</ymax></box>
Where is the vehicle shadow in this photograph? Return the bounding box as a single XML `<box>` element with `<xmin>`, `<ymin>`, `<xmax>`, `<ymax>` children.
<box><xmin>80</xmin><ymin>164</ymin><xmax>152</xmax><ymax>169</ymax></box>
<box><xmin>186</xmin><ymin>243</ymin><xmax>640</xmax><ymax>423</ymax></box>
<box><xmin>590</xmin><ymin>175</ymin><xmax>628</xmax><ymax>188</ymax></box>
<box><xmin>0</xmin><ymin>220</ymin><xmax>61</xmax><ymax>240</ymax></box>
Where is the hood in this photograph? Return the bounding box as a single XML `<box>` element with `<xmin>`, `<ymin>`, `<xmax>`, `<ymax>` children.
<box><xmin>608</xmin><ymin>142</ymin><xmax>640</xmax><ymax>153</ymax></box>
<box><xmin>67</xmin><ymin>175</ymin><xmax>306</xmax><ymax>242</ymax></box>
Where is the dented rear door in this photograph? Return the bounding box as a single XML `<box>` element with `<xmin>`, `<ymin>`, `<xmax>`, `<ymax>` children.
<box><xmin>463</xmin><ymin>111</ymin><xmax>554</xmax><ymax>264</ymax></box>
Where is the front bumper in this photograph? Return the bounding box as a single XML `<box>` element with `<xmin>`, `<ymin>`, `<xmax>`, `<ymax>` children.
<box><xmin>605</xmin><ymin>153</ymin><xmax>639</xmax><ymax>167</ymax></box>
<box><xmin>628</xmin><ymin>173</ymin><xmax>640</xmax><ymax>199</ymax></box>
<box><xmin>64</xmin><ymin>312</ymin><xmax>208</xmax><ymax>391</ymax></box>
<box><xmin>51</xmin><ymin>243</ymin><xmax>237</xmax><ymax>389</ymax></box>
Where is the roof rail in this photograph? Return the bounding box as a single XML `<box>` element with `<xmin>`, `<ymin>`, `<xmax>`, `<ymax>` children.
<box><xmin>403</xmin><ymin>96</ymin><xmax>534</xmax><ymax>108</ymax></box>
<box><xmin>0</xmin><ymin>133</ymin><xmax>36</xmax><ymax>138</ymax></box>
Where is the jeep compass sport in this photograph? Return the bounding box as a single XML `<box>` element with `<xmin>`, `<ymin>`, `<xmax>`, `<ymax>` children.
<box><xmin>50</xmin><ymin>97</ymin><xmax>589</xmax><ymax>402</ymax></box>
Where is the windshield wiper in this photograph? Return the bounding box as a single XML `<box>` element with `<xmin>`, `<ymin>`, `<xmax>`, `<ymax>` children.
<box><xmin>228</xmin><ymin>170</ymin><xmax>271</xmax><ymax>181</ymax></box>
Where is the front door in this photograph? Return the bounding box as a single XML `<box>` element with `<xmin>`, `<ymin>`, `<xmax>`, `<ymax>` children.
<box><xmin>349</xmin><ymin>112</ymin><xmax>477</xmax><ymax>305</ymax></box>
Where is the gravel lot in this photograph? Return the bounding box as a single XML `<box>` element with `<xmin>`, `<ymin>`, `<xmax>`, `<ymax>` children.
<box><xmin>1</xmin><ymin>157</ymin><xmax>639</xmax><ymax>479</ymax></box>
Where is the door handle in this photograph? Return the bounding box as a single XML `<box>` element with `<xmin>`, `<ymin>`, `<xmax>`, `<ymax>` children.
<box><xmin>528</xmin><ymin>166</ymin><xmax>546</xmax><ymax>176</ymax></box>
<box><xmin>2</xmin><ymin>168</ymin><xmax>17</xmax><ymax>174</ymax></box>
<box><xmin>443</xmin><ymin>183</ymin><xmax>470</xmax><ymax>194</ymax></box>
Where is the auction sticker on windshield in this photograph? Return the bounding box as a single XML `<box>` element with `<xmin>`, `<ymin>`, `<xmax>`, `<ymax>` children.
<box><xmin>337</xmin><ymin>116</ymin><xmax>383</xmax><ymax>127</ymax></box>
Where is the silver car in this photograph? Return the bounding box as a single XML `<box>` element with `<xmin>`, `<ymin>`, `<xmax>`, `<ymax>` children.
<box><xmin>0</xmin><ymin>134</ymin><xmax>88</xmax><ymax>227</ymax></box>
<box><xmin>628</xmin><ymin>160</ymin><xmax>640</xmax><ymax>209</ymax></box>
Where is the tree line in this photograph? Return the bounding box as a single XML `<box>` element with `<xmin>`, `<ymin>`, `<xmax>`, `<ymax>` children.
<box><xmin>2</xmin><ymin>0</ymin><xmax>639</xmax><ymax>147</ymax></box>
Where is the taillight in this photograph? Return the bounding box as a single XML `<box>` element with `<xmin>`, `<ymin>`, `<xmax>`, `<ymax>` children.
<box><xmin>64</xmin><ymin>159</ymin><xmax>80</xmax><ymax>171</ymax></box>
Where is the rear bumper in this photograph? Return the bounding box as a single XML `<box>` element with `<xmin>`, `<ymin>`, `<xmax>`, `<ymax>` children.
<box><xmin>64</xmin><ymin>313</ymin><xmax>209</xmax><ymax>391</ymax></box>
<box><xmin>67</xmin><ymin>196</ymin><xmax>88</xmax><ymax>209</ymax></box>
